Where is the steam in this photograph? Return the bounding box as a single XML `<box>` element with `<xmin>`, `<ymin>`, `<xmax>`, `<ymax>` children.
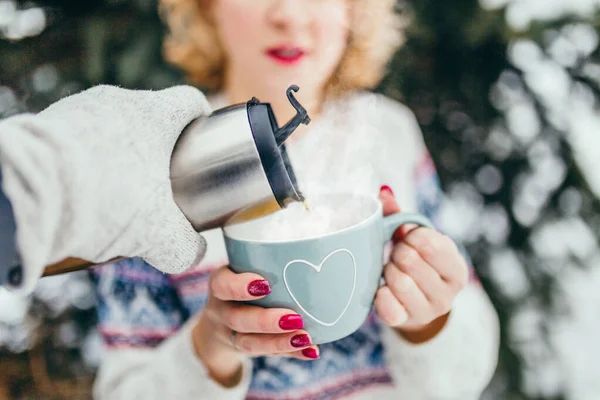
<box><xmin>287</xmin><ymin>91</ymin><xmax>385</xmax><ymax>199</ymax></box>
<box><xmin>247</xmin><ymin>93</ymin><xmax>392</xmax><ymax>242</ymax></box>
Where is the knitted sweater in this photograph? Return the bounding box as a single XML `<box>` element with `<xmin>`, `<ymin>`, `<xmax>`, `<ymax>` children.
<box><xmin>90</xmin><ymin>92</ymin><xmax>500</xmax><ymax>400</ymax></box>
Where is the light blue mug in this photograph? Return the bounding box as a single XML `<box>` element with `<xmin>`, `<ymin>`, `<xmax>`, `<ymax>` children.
<box><xmin>223</xmin><ymin>193</ymin><xmax>434</xmax><ymax>344</ymax></box>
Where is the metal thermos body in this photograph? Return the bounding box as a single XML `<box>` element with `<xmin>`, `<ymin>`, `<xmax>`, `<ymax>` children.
<box><xmin>170</xmin><ymin>104</ymin><xmax>281</xmax><ymax>231</ymax></box>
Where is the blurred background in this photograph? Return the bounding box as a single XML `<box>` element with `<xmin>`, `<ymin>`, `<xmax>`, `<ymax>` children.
<box><xmin>1</xmin><ymin>0</ymin><xmax>600</xmax><ymax>398</ymax></box>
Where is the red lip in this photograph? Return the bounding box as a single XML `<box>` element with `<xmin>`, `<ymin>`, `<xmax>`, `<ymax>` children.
<box><xmin>266</xmin><ymin>46</ymin><xmax>306</xmax><ymax>66</ymax></box>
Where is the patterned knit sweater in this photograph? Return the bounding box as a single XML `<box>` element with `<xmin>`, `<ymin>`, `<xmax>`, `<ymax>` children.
<box><xmin>90</xmin><ymin>92</ymin><xmax>500</xmax><ymax>400</ymax></box>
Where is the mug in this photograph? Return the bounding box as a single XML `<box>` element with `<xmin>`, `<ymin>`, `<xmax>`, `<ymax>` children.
<box><xmin>223</xmin><ymin>193</ymin><xmax>434</xmax><ymax>344</ymax></box>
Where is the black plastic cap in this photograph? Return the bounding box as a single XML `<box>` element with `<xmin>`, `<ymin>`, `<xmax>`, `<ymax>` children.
<box><xmin>247</xmin><ymin>101</ymin><xmax>304</xmax><ymax>207</ymax></box>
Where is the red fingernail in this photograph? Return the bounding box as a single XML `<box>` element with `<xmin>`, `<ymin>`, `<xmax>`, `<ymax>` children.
<box><xmin>393</xmin><ymin>229</ymin><xmax>405</xmax><ymax>242</ymax></box>
<box><xmin>380</xmin><ymin>185</ymin><xmax>394</xmax><ymax>196</ymax></box>
<box><xmin>248</xmin><ymin>280</ymin><xmax>271</xmax><ymax>297</ymax></box>
<box><xmin>279</xmin><ymin>314</ymin><xmax>303</xmax><ymax>330</ymax></box>
<box><xmin>302</xmin><ymin>348</ymin><xmax>319</xmax><ymax>359</ymax></box>
<box><xmin>291</xmin><ymin>334</ymin><xmax>311</xmax><ymax>348</ymax></box>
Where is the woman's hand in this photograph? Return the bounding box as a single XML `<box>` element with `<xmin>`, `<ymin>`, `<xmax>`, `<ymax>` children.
<box><xmin>192</xmin><ymin>266</ymin><xmax>319</xmax><ymax>387</ymax></box>
<box><xmin>374</xmin><ymin>186</ymin><xmax>468</xmax><ymax>343</ymax></box>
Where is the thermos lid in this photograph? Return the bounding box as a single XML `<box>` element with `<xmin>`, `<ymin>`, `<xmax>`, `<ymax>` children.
<box><xmin>245</xmin><ymin>85</ymin><xmax>311</xmax><ymax>207</ymax></box>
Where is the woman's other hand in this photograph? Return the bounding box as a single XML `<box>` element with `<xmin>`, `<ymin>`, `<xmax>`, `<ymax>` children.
<box><xmin>375</xmin><ymin>186</ymin><xmax>469</xmax><ymax>343</ymax></box>
<box><xmin>192</xmin><ymin>266</ymin><xmax>319</xmax><ymax>387</ymax></box>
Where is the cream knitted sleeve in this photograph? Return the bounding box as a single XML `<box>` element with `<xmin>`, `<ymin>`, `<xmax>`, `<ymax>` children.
<box><xmin>0</xmin><ymin>85</ymin><xmax>212</xmax><ymax>293</ymax></box>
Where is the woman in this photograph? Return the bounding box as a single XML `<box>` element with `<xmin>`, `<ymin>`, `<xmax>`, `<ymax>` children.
<box><xmin>91</xmin><ymin>0</ymin><xmax>500</xmax><ymax>399</ymax></box>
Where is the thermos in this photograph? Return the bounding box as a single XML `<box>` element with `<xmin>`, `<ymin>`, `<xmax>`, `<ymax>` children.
<box><xmin>171</xmin><ymin>84</ymin><xmax>309</xmax><ymax>231</ymax></box>
<box><xmin>43</xmin><ymin>85</ymin><xmax>310</xmax><ymax>276</ymax></box>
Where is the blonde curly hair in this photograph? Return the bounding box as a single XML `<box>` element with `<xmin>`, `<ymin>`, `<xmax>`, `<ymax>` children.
<box><xmin>159</xmin><ymin>0</ymin><xmax>405</xmax><ymax>97</ymax></box>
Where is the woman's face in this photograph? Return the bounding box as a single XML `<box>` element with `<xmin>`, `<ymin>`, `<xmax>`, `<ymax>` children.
<box><xmin>212</xmin><ymin>0</ymin><xmax>350</xmax><ymax>104</ymax></box>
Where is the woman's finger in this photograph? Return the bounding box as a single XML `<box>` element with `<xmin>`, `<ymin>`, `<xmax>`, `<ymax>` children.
<box><xmin>216</xmin><ymin>302</ymin><xmax>304</xmax><ymax>334</ymax></box>
<box><xmin>391</xmin><ymin>243</ymin><xmax>448</xmax><ymax>303</ymax></box>
<box><xmin>374</xmin><ymin>286</ymin><xmax>408</xmax><ymax>327</ymax></box>
<box><xmin>281</xmin><ymin>346</ymin><xmax>320</xmax><ymax>360</ymax></box>
<box><xmin>234</xmin><ymin>330</ymin><xmax>313</xmax><ymax>356</ymax></box>
<box><xmin>383</xmin><ymin>263</ymin><xmax>433</xmax><ymax>325</ymax></box>
<box><xmin>402</xmin><ymin>229</ymin><xmax>461</xmax><ymax>281</ymax></box>
<box><xmin>210</xmin><ymin>266</ymin><xmax>271</xmax><ymax>301</ymax></box>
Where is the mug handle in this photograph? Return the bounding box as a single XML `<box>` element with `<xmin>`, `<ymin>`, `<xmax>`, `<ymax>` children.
<box><xmin>383</xmin><ymin>212</ymin><xmax>435</xmax><ymax>243</ymax></box>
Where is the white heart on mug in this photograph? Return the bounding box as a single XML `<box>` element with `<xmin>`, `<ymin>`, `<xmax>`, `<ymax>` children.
<box><xmin>283</xmin><ymin>248</ymin><xmax>357</xmax><ymax>327</ymax></box>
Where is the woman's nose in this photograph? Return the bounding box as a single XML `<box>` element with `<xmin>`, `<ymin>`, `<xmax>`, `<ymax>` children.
<box><xmin>266</xmin><ymin>0</ymin><xmax>311</xmax><ymax>30</ymax></box>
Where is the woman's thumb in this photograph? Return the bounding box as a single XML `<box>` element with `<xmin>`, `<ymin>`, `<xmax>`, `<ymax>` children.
<box><xmin>379</xmin><ymin>185</ymin><xmax>400</xmax><ymax>216</ymax></box>
<box><xmin>379</xmin><ymin>185</ymin><xmax>414</xmax><ymax>242</ymax></box>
